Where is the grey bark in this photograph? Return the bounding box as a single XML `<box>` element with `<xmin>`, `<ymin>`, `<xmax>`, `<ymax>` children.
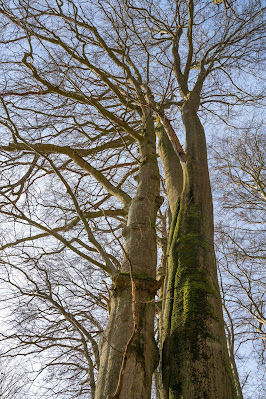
<box><xmin>228</xmin><ymin>338</ymin><xmax>244</xmax><ymax>399</ymax></box>
<box><xmin>95</xmin><ymin>113</ymin><xmax>161</xmax><ymax>399</ymax></box>
<box><xmin>157</xmin><ymin>127</ymin><xmax>183</xmax><ymax>215</ymax></box>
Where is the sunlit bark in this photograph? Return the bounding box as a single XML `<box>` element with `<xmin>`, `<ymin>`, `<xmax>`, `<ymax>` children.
<box><xmin>95</xmin><ymin>112</ymin><xmax>161</xmax><ymax>398</ymax></box>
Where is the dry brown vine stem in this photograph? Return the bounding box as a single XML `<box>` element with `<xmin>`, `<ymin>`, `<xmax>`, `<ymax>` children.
<box><xmin>157</xmin><ymin>112</ymin><xmax>186</xmax><ymax>158</ymax></box>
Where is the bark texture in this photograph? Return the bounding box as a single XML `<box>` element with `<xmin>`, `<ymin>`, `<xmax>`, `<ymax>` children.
<box><xmin>156</xmin><ymin>126</ymin><xmax>184</xmax><ymax>399</ymax></box>
<box><xmin>161</xmin><ymin>95</ymin><xmax>237</xmax><ymax>399</ymax></box>
<box><xmin>157</xmin><ymin>127</ymin><xmax>183</xmax><ymax>214</ymax></box>
<box><xmin>95</xmin><ymin>114</ymin><xmax>161</xmax><ymax>399</ymax></box>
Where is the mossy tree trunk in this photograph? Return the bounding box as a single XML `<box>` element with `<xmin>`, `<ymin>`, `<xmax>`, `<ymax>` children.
<box><xmin>95</xmin><ymin>113</ymin><xmax>161</xmax><ymax>399</ymax></box>
<box><xmin>161</xmin><ymin>95</ymin><xmax>237</xmax><ymax>399</ymax></box>
<box><xmin>155</xmin><ymin>126</ymin><xmax>184</xmax><ymax>398</ymax></box>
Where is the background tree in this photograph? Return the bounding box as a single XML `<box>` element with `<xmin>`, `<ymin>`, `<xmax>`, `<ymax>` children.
<box><xmin>210</xmin><ymin>124</ymin><xmax>266</xmax><ymax>398</ymax></box>
<box><xmin>0</xmin><ymin>356</ymin><xmax>30</xmax><ymax>399</ymax></box>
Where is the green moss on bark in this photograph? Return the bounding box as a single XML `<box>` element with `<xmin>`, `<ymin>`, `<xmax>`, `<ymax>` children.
<box><xmin>163</xmin><ymin>201</ymin><xmax>237</xmax><ymax>398</ymax></box>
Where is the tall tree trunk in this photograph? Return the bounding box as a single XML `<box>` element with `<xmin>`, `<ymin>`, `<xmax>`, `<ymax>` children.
<box><xmin>156</xmin><ymin>126</ymin><xmax>184</xmax><ymax>399</ymax></box>
<box><xmin>95</xmin><ymin>114</ymin><xmax>161</xmax><ymax>399</ymax></box>
<box><xmin>161</xmin><ymin>95</ymin><xmax>237</xmax><ymax>399</ymax></box>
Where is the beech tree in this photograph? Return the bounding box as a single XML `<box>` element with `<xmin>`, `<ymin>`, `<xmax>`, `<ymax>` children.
<box><xmin>0</xmin><ymin>1</ymin><xmax>264</xmax><ymax>398</ymax></box>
